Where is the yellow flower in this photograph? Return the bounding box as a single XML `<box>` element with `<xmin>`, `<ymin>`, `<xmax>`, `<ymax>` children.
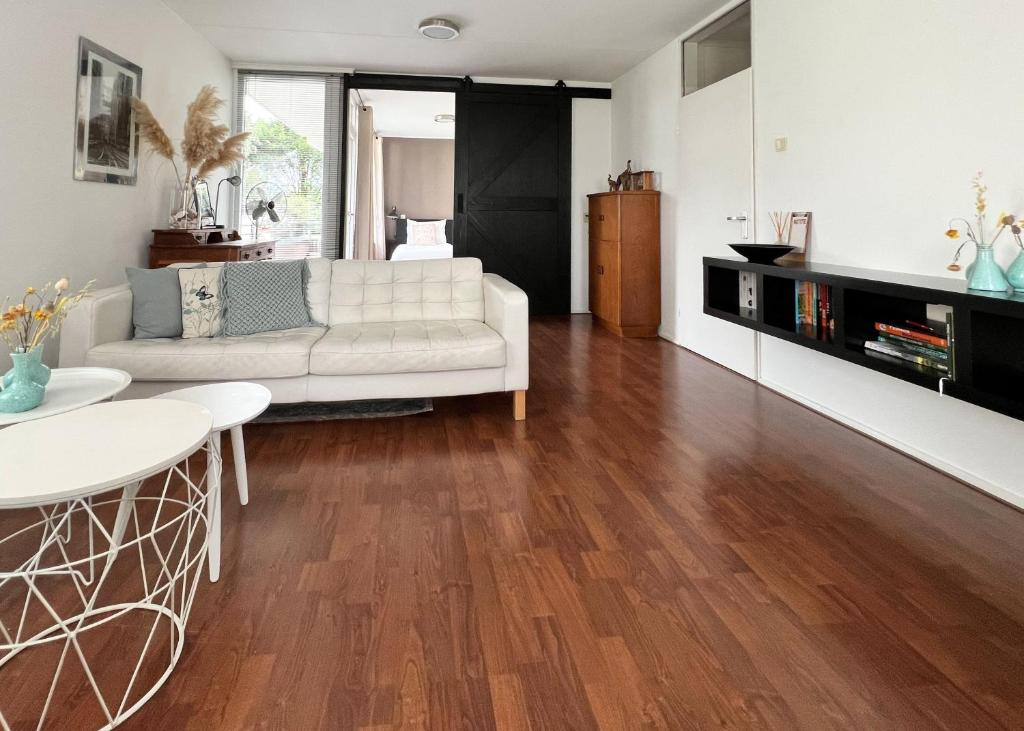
<box><xmin>32</xmin><ymin>309</ymin><xmax>51</xmax><ymax>321</ymax></box>
<box><xmin>10</xmin><ymin>304</ymin><xmax>27</xmax><ymax>317</ymax></box>
<box><xmin>945</xmin><ymin>228</ymin><xmax>960</xmax><ymax>239</ymax></box>
<box><xmin>25</xmin><ymin>286</ymin><xmax>35</xmax><ymax>295</ymax></box>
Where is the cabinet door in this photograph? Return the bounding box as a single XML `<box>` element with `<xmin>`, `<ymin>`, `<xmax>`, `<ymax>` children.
<box><xmin>589</xmin><ymin>196</ymin><xmax>619</xmax><ymax>241</ymax></box>
<box><xmin>590</xmin><ymin>238</ymin><xmax>621</xmax><ymax>323</ymax></box>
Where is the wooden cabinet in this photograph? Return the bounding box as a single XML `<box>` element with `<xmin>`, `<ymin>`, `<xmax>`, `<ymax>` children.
<box><xmin>587</xmin><ymin>191</ymin><xmax>660</xmax><ymax>337</ymax></box>
<box><xmin>148</xmin><ymin>229</ymin><xmax>276</xmax><ymax>268</ymax></box>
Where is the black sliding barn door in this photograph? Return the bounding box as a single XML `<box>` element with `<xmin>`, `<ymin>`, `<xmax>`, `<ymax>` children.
<box><xmin>454</xmin><ymin>92</ymin><xmax>571</xmax><ymax>315</ymax></box>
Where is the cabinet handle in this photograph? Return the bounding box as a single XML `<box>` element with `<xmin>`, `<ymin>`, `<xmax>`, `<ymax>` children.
<box><xmin>598</xmin><ymin>214</ymin><xmax>606</xmax><ymax>221</ymax></box>
<box><xmin>267</xmin><ymin>248</ymin><xmax>273</xmax><ymax>255</ymax></box>
<box><xmin>596</xmin><ymin>265</ymin><xmax>604</xmax><ymax>275</ymax></box>
<box><xmin>243</xmin><ymin>253</ymin><xmax>250</xmax><ymax>260</ymax></box>
<box><xmin>256</xmin><ymin>250</ymin><xmax>263</xmax><ymax>257</ymax></box>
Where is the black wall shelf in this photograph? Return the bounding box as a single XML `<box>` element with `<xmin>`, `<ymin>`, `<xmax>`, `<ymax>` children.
<box><xmin>703</xmin><ymin>256</ymin><xmax>1024</xmax><ymax>422</ymax></box>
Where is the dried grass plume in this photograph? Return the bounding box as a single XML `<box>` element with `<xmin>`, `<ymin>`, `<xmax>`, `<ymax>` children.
<box><xmin>197</xmin><ymin>132</ymin><xmax>250</xmax><ymax>179</ymax></box>
<box><xmin>182</xmin><ymin>85</ymin><xmax>228</xmax><ymax>169</ymax></box>
<box><xmin>130</xmin><ymin>97</ymin><xmax>175</xmax><ymax>161</ymax></box>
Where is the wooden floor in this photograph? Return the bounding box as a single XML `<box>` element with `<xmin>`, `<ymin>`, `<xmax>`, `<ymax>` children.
<box><xmin>4</xmin><ymin>316</ymin><xmax>1024</xmax><ymax>729</ymax></box>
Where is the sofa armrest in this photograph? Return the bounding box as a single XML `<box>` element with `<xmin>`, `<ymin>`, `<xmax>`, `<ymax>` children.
<box><xmin>58</xmin><ymin>284</ymin><xmax>133</xmax><ymax>367</ymax></box>
<box><xmin>483</xmin><ymin>273</ymin><xmax>528</xmax><ymax>391</ymax></box>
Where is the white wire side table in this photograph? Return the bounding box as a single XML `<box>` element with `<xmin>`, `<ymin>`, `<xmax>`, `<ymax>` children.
<box><xmin>0</xmin><ymin>400</ymin><xmax>214</xmax><ymax>730</ymax></box>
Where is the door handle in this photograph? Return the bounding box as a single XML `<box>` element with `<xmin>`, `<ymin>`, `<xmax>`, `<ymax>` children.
<box><xmin>727</xmin><ymin>213</ymin><xmax>750</xmax><ymax>240</ymax></box>
<box><xmin>457</xmin><ymin>194</ymin><xmax>464</xmax><ymax>214</ymax></box>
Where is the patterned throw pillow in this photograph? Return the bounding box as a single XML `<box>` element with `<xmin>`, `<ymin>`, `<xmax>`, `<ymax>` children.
<box><xmin>178</xmin><ymin>267</ymin><xmax>224</xmax><ymax>338</ymax></box>
<box><xmin>409</xmin><ymin>220</ymin><xmax>439</xmax><ymax>245</ymax></box>
<box><xmin>223</xmin><ymin>260</ymin><xmax>311</xmax><ymax>336</ymax></box>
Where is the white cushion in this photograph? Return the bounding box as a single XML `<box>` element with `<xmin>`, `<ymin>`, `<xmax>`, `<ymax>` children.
<box><xmin>85</xmin><ymin>326</ymin><xmax>326</xmax><ymax>381</ymax></box>
<box><xmin>304</xmin><ymin>258</ymin><xmax>331</xmax><ymax>324</ymax></box>
<box><xmin>310</xmin><ymin>320</ymin><xmax>505</xmax><ymax>376</ymax></box>
<box><xmin>328</xmin><ymin>258</ymin><xmax>484</xmax><ymax>325</ymax></box>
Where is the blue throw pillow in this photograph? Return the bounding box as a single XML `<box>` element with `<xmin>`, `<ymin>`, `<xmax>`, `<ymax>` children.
<box><xmin>223</xmin><ymin>260</ymin><xmax>311</xmax><ymax>336</ymax></box>
<box><xmin>125</xmin><ymin>267</ymin><xmax>183</xmax><ymax>339</ymax></box>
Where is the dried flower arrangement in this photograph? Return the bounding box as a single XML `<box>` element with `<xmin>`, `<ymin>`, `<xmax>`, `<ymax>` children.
<box><xmin>945</xmin><ymin>172</ymin><xmax>1021</xmax><ymax>271</ymax></box>
<box><xmin>1</xmin><ymin>279</ymin><xmax>93</xmax><ymax>353</ymax></box>
<box><xmin>130</xmin><ymin>86</ymin><xmax>249</xmax><ymax>225</ymax></box>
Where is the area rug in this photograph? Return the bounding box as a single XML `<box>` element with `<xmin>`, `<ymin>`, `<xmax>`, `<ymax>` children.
<box><xmin>254</xmin><ymin>398</ymin><xmax>433</xmax><ymax>423</ymax></box>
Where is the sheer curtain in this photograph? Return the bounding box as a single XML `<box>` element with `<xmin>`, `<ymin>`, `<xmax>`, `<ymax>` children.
<box><xmin>370</xmin><ymin>134</ymin><xmax>386</xmax><ymax>260</ymax></box>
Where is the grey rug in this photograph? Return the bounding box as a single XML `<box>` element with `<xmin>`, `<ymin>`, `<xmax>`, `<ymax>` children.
<box><xmin>254</xmin><ymin>398</ymin><xmax>433</xmax><ymax>423</ymax></box>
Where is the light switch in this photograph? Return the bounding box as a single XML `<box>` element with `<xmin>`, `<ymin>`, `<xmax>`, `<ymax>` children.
<box><xmin>774</xmin><ymin>137</ymin><xmax>788</xmax><ymax>152</ymax></box>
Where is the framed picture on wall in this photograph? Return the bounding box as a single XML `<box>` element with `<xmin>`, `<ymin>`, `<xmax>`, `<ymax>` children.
<box><xmin>74</xmin><ymin>37</ymin><xmax>142</xmax><ymax>185</ymax></box>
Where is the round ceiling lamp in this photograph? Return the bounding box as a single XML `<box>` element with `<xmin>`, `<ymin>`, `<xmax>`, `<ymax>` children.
<box><xmin>434</xmin><ymin>114</ymin><xmax>455</xmax><ymax>123</ymax></box>
<box><xmin>418</xmin><ymin>18</ymin><xmax>460</xmax><ymax>41</ymax></box>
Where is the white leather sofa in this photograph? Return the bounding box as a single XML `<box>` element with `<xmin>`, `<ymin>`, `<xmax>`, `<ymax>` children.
<box><xmin>59</xmin><ymin>258</ymin><xmax>529</xmax><ymax>419</ymax></box>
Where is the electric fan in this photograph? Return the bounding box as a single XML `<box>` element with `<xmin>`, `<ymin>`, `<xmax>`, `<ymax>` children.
<box><xmin>244</xmin><ymin>182</ymin><xmax>288</xmax><ymax>240</ymax></box>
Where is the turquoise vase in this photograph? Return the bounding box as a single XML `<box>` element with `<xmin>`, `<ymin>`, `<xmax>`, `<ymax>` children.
<box><xmin>966</xmin><ymin>245</ymin><xmax>1010</xmax><ymax>292</ymax></box>
<box><xmin>2</xmin><ymin>346</ymin><xmax>50</xmax><ymax>389</ymax></box>
<box><xmin>1006</xmin><ymin>250</ymin><xmax>1024</xmax><ymax>291</ymax></box>
<box><xmin>0</xmin><ymin>350</ymin><xmax>47</xmax><ymax>414</ymax></box>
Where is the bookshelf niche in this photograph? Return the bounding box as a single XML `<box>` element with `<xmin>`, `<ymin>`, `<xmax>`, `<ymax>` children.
<box><xmin>703</xmin><ymin>256</ymin><xmax>1024</xmax><ymax>421</ymax></box>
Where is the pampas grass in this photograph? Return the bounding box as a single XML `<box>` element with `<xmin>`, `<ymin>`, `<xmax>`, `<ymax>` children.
<box><xmin>130</xmin><ymin>85</ymin><xmax>245</xmax><ymax>192</ymax></box>
<box><xmin>198</xmin><ymin>132</ymin><xmax>250</xmax><ymax>179</ymax></box>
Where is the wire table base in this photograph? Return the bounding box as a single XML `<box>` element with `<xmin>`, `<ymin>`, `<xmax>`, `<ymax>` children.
<box><xmin>0</xmin><ymin>448</ymin><xmax>213</xmax><ymax>730</ymax></box>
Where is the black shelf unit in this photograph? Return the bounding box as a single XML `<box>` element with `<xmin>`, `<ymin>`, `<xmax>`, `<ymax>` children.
<box><xmin>703</xmin><ymin>256</ymin><xmax>1024</xmax><ymax>422</ymax></box>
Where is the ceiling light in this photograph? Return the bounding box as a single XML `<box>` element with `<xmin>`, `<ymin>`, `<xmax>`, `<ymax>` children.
<box><xmin>418</xmin><ymin>18</ymin><xmax>460</xmax><ymax>41</ymax></box>
<box><xmin>434</xmin><ymin>114</ymin><xmax>455</xmax><ymax>123</ymax></box>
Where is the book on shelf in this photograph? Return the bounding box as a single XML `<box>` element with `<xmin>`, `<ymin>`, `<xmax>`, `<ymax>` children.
<box><xmin>864</xmin><ymin>340</ymin><xmax>948</xmax><ymax>372</ymax></box>
<box><xmin>877</xmin><ymin>333</ymin><xmax>948</xmax><ymax>360</ymax></box>
<box><xmin>794</xmin><ymin>281</ymin><xmax>833</xmax><ymax>342</ymax></box>
<box><xmin>874</xmin><ymin>322</ymin><xmax>948</xmax><ymax>348</ymax></box>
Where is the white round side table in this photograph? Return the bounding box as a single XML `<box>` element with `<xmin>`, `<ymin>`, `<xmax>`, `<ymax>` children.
<box><xmin>153</xmin><ymin>382</ymin><xmax>271</xmax><ymax>582</ymax></box>
<box><xmin>0</xmin><ymin>367</ymin><xmax>131</xmax><ymax>427</ymax></box>
<box><xmin>0</xmin><ymin>399</ymin><xmax>213</xmax><ymax>731</ymax></box>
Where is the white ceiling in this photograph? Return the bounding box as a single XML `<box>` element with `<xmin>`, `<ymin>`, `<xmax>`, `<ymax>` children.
<box><xmin>359</xmin><ymin>89</ymin><xmax>455</xmax><ymax>139</ymax></box>
<box><xmin>162</xmin><ymin>0</ymin><xmax>727</xmax><ymax>83</ymax></box>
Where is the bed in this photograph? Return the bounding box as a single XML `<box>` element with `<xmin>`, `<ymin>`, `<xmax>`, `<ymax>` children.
<box><xmin>387</xmin><ymin>219</ymin><xmax>455</xmax><ymax>261</ymax></box>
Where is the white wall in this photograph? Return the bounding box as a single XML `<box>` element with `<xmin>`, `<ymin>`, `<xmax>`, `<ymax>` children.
<box><xmin>752</xmin><ymin>0</ymin><xmax>1024</xmax><ymax>507</ymax></box>
<box><xmin>610</xmin><ymin>43</ymin><xmax>683</xmax><ymax>338</ymax></box>
<box><xmin>611</xmin><ymin>0</ymin><xmax>1024</xmax><ymax>507</ymax></box>
<box><xmin>0</xmin><ymin>0</ymin><xmax>232</xmax><ymax>367</ymax></box>
<box><xmin>571</xmin><ymin>99</ymin><xmax>611</xmax><ymax>313</ymax></box>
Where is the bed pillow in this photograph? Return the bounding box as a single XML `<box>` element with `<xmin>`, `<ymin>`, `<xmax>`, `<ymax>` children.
<box><xmin>125</xmin><ymin>267</ymin><xmax>183</xmax><ymax>339</ymax></box>
<box><xmin>408</xmin><ymin>219</ymin><xmax>447</xmax><ymax>244</ymax></box>
<box><xmin>179</xmin><ymin>266</ymin><xmax>224</xmax><ymax>338</ymax></box>
<box><xmin>223</xmin><ymin>260</ymin><xmax>311</xmax><ymax>336</ymax></box>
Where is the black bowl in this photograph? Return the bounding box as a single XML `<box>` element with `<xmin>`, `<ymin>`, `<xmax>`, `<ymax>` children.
<box><xmin>728</xmin><ymin>243</ymin><xmax>796</xmax><ymax>264</ymax></box>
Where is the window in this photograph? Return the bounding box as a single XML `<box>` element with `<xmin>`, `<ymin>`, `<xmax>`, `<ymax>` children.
<box><xmin>681</xmin><ymin>2</ymin><xmax>751</xmax><ymax>96</ymax></box>
<box><xmin>235</xmin><ymin>72</ymin><xmax>343</xmax><ymax>259</ymax></box>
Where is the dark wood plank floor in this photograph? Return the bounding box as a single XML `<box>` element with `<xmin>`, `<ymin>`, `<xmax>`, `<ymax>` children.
<box><xmin>4</xmin><ymin>316</ymin><xmax>1024</xmax><ymax>729</ymax></box>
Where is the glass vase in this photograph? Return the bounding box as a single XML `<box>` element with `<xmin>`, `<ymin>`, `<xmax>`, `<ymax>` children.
<box><xmin>966</xmin><ymin>245</ymin><xmax>1009</xmax><ymax>292</ymax></box>
<box><xmin>168</xmin><ymin>180</ymin><xmax>198</xmax><ymax>229</ymax></box>
<box><xmin>1006</xmin><ymin>250</ymin><xmax>1024</xmax><ymax>291</ymax></box>
<box><xmin>2</xmin><ymin>346</ymin><xmax>50</xmax><ymax>389</ymax></box>
<box><xmin>0</xmin><ymin>350</ymin><xmax>47</xmax><ymax>414</ymax></box>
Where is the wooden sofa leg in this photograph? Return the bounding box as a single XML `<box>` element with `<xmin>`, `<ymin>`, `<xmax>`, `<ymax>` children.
<box><xmin>513</xmin><ymin>390</ymin><xmax>526</xmax><ymax>421</ymax></box>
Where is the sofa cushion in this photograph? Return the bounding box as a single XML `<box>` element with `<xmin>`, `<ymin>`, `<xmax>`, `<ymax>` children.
<box><xmin>328</xmin><ymin>258</ymin><xmax>484</xmax><ymax>325</ymax></box>
<box><xmin>223</xmin><ymin>260</ymin><xmax>310</xmax><ymax>336</ymax></box>
<box><xmin>309</xmin><ymin>320</ymin><xmax>505</xmax><ymax>376</ymax></box>
<box><xmin>85</xmin><ymin>326</ymin><xmax>326</xmax><ymax>381</ymax></box>
<box><xmin>125</xmin><ymin>266</ymin><xmax>182</xmax><ymax>339</ymax></box>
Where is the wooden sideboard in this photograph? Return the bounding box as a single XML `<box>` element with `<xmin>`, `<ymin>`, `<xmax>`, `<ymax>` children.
<box><xmin>148</xmin><ymin>229</ymin><xmax>276</xmax><ymax>268</ymax></box>
<box><xmin>587</xmin><ymin>191</ymin><xmax>661</xmax><ymax>337</ymax></box>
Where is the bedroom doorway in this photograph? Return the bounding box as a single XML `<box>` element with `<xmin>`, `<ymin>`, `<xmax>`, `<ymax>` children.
<box><xmin>342</xmin><ymin>88</ymin><xmax>456</xmax><ymax>261</ymax></box>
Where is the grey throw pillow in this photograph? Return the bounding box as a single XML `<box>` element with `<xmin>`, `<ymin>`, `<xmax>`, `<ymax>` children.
<box><xmin>223</xmin><ymin>260</ymin><xmax>311</xmax><ymax>336</ymax></box>
<box><xmin>125</xmin><ymin>267</ymin><xmax>183</xmax><ymax>339</ymax></box>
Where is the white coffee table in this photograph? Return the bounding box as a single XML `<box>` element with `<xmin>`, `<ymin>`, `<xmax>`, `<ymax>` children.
<box><xmin>153</xmin><ymin>382</ymin><xmax>271</xmax><ymax>582</ymax></box>
<box><xmin>0</xmin><ymin>399</ymin><xmax>213</xmax><ymax>731</ymax></box>
<box><xmin>0</xmin><ymin>367</ymin><xmax>131</xmax><ymax>427</ymax></box>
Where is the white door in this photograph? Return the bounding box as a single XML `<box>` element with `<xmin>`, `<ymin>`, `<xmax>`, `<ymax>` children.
<box><xmin>676</xmin><ymin>67</ymin><xmax>758</xmax><ymax>378</ymax></box>
<box><xmin>343</xmin><ymin>91</ymin><xmax>361</xmax><ymax>259</ymax></box>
